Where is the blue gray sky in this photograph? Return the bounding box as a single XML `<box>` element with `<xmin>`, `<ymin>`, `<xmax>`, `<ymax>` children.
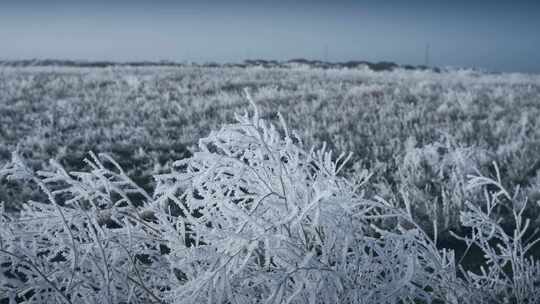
<box><xmin>1</xmin><ymin>0</ymin><xmax>539</xmax><ymax>72</ymax></box>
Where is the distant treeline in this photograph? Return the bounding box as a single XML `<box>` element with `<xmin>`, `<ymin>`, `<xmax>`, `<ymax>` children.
<box><xmin>0</xmin><ymin>58</ymin><xmax>441</xmax><ymax>72</ymax></box>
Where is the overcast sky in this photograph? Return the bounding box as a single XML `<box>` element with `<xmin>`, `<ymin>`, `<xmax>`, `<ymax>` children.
<box><xmin>1</xmin><ymin>0</ymin><xmax>539</xmax><ymax>72</ymax></box>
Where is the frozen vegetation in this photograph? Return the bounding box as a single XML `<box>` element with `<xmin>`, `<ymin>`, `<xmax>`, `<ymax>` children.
<box><xmin>1</xmin><ymin>66</ymin><xmax>540</xmax><ymax>303</ymax></box>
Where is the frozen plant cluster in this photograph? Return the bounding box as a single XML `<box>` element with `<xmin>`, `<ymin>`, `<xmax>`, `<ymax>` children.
<box><xmin>1</xmin><ymin>94</ymin><xmax>540</xmax><ymax>303</ymax></box>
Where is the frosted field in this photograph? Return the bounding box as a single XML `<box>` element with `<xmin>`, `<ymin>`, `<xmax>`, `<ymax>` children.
<box><xmin>1</xmin><ymin>65</ymin><xmax>540</xmax><ymax>303</ymax></box>
<box><xmin>2</xmin><ymin>66</ymin><xmax>540</xmax><ymax>229</ymax></box>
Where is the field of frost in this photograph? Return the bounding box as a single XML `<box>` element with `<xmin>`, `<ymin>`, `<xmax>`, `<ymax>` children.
<box><xmin>1</xmin><ymin>65</ymin><xmax>540</xmax><ymax>303</ymax></box>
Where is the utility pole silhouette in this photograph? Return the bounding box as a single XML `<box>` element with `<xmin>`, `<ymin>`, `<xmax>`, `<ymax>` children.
<box><xmin>424</xmin><ymin>43</ymin><xmax>430</xmax><ymax>67</ymax></box>
<box><xmin>323</xmin><ymin>44</ymin><xmax>329</xmax><ymax>78</ymax></box>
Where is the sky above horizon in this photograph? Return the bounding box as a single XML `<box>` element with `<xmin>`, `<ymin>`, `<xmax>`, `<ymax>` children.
<box><xmin>1</xmin><ymin>0</ymin><xmax>540</xmax><ymax>73</ymax></box>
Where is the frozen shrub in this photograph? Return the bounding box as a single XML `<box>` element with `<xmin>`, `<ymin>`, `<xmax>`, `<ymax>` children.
<box><xmin>0</xmin><ymin>153</ymin><xmax>168</xmax><ymax>303</ymax></box>
<box><xmin>453</xmin><ymin>163</ymin><xmax>540</xmax><ymax>303</ymax></box>
<box><xmin>151</xmin><ymin>92</ymin><xmax>459</xmax><ymax>303</ymax></box>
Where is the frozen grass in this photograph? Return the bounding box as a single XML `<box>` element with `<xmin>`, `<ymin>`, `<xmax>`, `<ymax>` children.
<box><xmin>1</xmin><ymin>66</ymin><xmax>540</xmax><ymax>234</ymax></box>
<box><xmin>1</xmin><ymin>98</ymin><xmax>540</xmax><ymax>303</ymax></box>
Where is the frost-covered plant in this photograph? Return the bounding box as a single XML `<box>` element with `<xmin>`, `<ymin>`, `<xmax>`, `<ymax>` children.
<box><xmin>150</xmin><ymin>91</ymin><xmax>459</xmax><ymax>304</ymax></box>
<box><xmin>452</xmin><ymin>163</ymin><xmax>540</xmax><ymax>303</ymax></box>
<box><xmin>0</xmin><ymin>152</ymin><xmax>168</xmax><ymax>304</ymax></box>
<box><xmin>397</xmin><ymin>135</ymin><xmax>492</xmax><ymax>232</ymax></box>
